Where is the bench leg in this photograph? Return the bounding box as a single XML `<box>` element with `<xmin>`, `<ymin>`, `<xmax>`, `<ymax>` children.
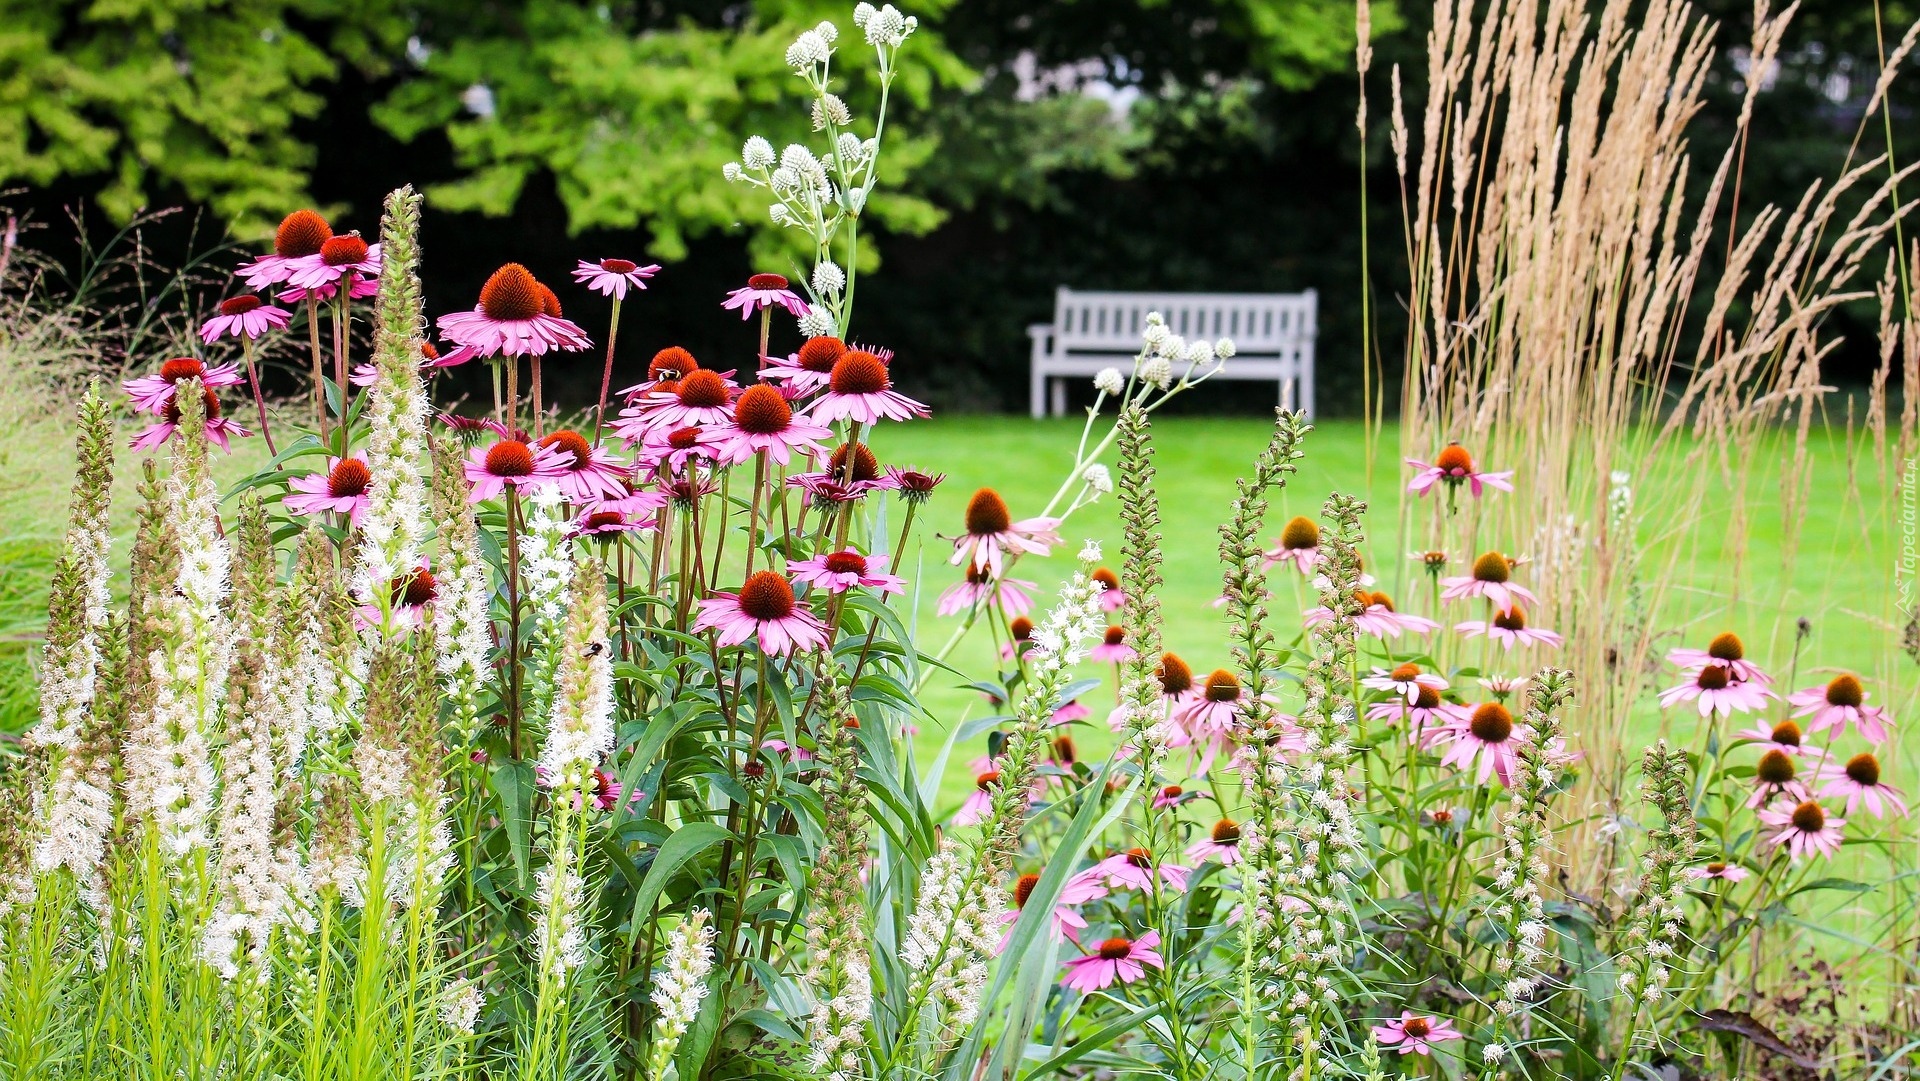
<box><xmin>1050</xmin><ymin>378</ymin><xmax>1066</xmax><ymax>417</ymax></box>
<box><xmin>1030</xmin><ymin>367</ymin><xmax>1046</xmax><ymax>418</ymax></box>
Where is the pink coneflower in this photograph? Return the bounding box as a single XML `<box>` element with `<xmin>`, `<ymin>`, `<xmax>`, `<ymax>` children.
<box><xmin>937</xmin><ymin>563</ymin><xmax>1036</xmax><ymax>617</ymax></box>
<box><xmin>284</xmin><ymin>232</ymin><xmax>383</xmax><ymax>293</ymax></box>
<box><xmin>1440</xmin><ymin>552</ymin><xmax>1536</xmax><ymax>615</ymax></box>
<box><xmin>573</xmin><ymin>508</ymin><xmax>654</xmax><ymax>537</ymax></box>
<box><xmin>639</xmin><ymin>424</ymin><xmax>723</xmax><ymax>473</ymax></box>
<box><xmin>1658</xmin><ymin>663</ymin><xmax>1774</xmax><ymax>718</ymax></box>
<box><xmin>1479</xmin><ymin>674</ymin><xmax>1531</xmax><ymax>701</ymax></box>
<box><xmin>1089</xmin><ymin>567</ymin><xmax>1127</xmax><ymax>612</ymax></box>
<box><xmin>1667</xmin><ymin>631</ymin><xmax>1772</xmax><ymax>685</ymax></box>
<box><xmin>955</xmin><ymin>769</ymin><xmax>1003</xmax><ymax>826</ymax></box>
<box><xmin>123</xmin><ymin>357</ymin><xmax>245</xmax><ymax>415</ymax></box>
<box><xmin>238</xmin><ymin>209</ymin><xmax>332</xmax><ymax>288</ymax></box>
<box><xmin>439</xmin><ymin>263</ymin><xmax>592</xmax><ymax>359</ymax></box>
<box><xmin>760</xmin><ymin>739</ymin><xmax>817</xmax><ymax>766</ymax></box>
<box><xmin>131</xmin><ymin>385</ymin><xmax>249</xmax><ymax>452</ymax></box>
<box><xmin>1758</xmin><ymin>799</ymin><xmax>1846</xmax><ymax>861</ymax></box>
<box><xmin>617</xmin><ymin>369</ymin><xmax>741</xmax><ymax>438</ymax></box>
<box><xmin>1050</xmin><ymin>700</ymin><xmax>1090</xmax><ymax>727</ymax></box>
<box><xmin>1430</xmin><ymin>702</ymin><xmax>1527</xmax><ymax>786</ymax></box>
<box><xmin>617</xmin><ymin>346</ymin><xmax>704</xmax><ymax>401</ymax></box>
<box><xmin>1090</xmin><ymin>626</ymin><xmax>1136</xmax><ymax>664</ymax></box>
<box><xmin>356</xmin><ymin>566</ymin><xmax>439</xmax><ymax>629</ymax></box>
<box><xmin>887</xmin><ymin>466</ymin><xmax>945</xmax><ymax>505</ymax></box>
<box><xmin>536</xmin><ymin>429</ymin><xmax>629</xmax><ymax>502</ymax></box>
<box><xmin>463</xmin><ymin>438</ymin><xmax>569</xmax><ymax>503</ymax></box>
<box><xmin>1455</xmin><ymin>605</ymin><xmax>1563</xmax><ymax>650</ymax></box>
<box><xmin>1735</xmin><ymin>719</ymin><xmax>1810</xmax><ymax>756</ymax></box>
<box><xmin>808</xmin><ymin>348</ymin><xmax>929</xmax><ymax>424</ymax></box>
<box><xmin>1153</xmin><ymin>784</ymin><xmax>1205</xmax><ymax>810</ymax></box>
<box><xmin>1363</xmin><ymin>662</ymin><xmax>1449</xmax><ymax>704</ymax></box>
<box><xmin>1263</xmin><ymin>515</ymin><xmax>1324</xmax><ymax>573</ymax></box>
<box><xmin>199</xmin><ymin>295</ymin><xmax>291</xmax><ymax>342</ymax></box>
<box><xmin>276</xmin><ymin>275</ymin><xmax>379</xmax><ymax>305</ymax></box>
<box><xmin>585</xmin><ymin>476</ymin><xmax>667</xmax><ymax>519</ymax></box>
<box><xmin>1001</xmin><ymin>616</ymin><xmax>1037</xmax><ymax>661</ymax></box>
<box><xmin>998</xmin><ymin>872</ymin><xmax>1089</xmax><ymax>950</ymax></box>
<box><xmin>789</xmin><ymin>550</ymin><xmax>905</xmax><ymax>595</ymax></box>
<box><xmin>573</xmin><ymin>257</ymin><xmax>660</xmax><ymax>299</ymax></box>
<box><xmin>948</xmin><ymin>488</ymin><xmax>1059</xmax><ymax>577</ymax></box>
<box><xmin>1185</xmin><ymin>818</ymin><xmax>1246</xmax><ymax>865</ymax></box>
<box><xmin>693</xmin><ymin>570</ymin><xmax>828</xmax><ymax>656</ymax></box>
<box><xmin>1371</xmin><ymin>1013</ymin><xmax>1464</xmax><ymax>1056</ymax></box>
<box><xmin>1308</xmin><ymin>590</ymin><xmax>1439</xmax><ymax>639</ymax></box>
<box><xmin>711</xmin><ymin>383</ymin><xmax>834</xmax><ymax>466</ymax></box>
<box><xmin>285</xmin><ymin>454</ymin><xmax>373</xmax><ymax>524</ymax></box>
<box><xmin>760</xmin><ymin>335</ymin><xmax>846</xmax><ymax>394</ymax></box>
<box><xmin>1684</xmin><ymin>861</ymin><xmax>1750</xmax><ymax>883</ymax></box>
<box><xmin>1406</xmin><ymin>442</ymin><xmax>1514</xmax><ymax>498</ymax></box>
<box><xmin>438</xmin><ymin>411</ymin><xmax>511</xmax><ymax>441</ymax></box>
<box><xmin>1060</xmin><ymin>932</ymin><xmax>1163</xmax><ymax>993</ymax></box>
<box><xmin>1747</xmin><ymin>749</ymin><xmax>1811</xmax><ymax>809</ymax></box>
<box><xmin>1365</xmin><ymin>685</ymin><xmax>1465</xmax><ymax>738</ymax></box>
<box><xmin>1086</xmin><ymin>848</ymin><xmax>1192</xmax><ymax>893</ymax></box>
<box><xmin>722</xmin><ymin>273</ymin><xmax>810</xmax><ymax>320</ymax></box>
<box><xmin>788</xmin><ymin>440</ymin><xmax>900</xmax><ymax>504</ymax></box>
<box><xmin>1790</xmin><ymin>674</ymin><xmax>1894</xmax><ymax>744</ymax></box>
<box><xmin>1819</xmin><ymin>753</ymin><xmax>1907</xmax><ymax>818</ymax></box>
<box><xmin>1177</xmin><ymin>669</ymin><xmax>1252</xmax><ymax>741</ymax></box>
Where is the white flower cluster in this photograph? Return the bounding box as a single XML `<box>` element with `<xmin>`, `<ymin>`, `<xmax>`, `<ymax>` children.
<box><xmin>520</xmin><ymin>487</ymin><xmax>579</xmax><ymax>717</ymax></box>
<box><xmin>798</xmin><ymin>306</ymin><xmax>839</xmax><ymax>338</ymax></box>
<box><xmin>203</xmin><ymin>649</ymin><xmax>296</xmax><ymax>980</ymax></box>
<box><xmin>441</xmin><ymin>976</ymin><xmax>485</xmax><ymax>1034</ymax></box>
<box><xmin>1080</xmin><ymin>463</ymin><xmax>1113</xmax><ymax>495</ymax></box>
<box><xmin>647</xmin><ymin>909</ymin><xmax>717</xmax><ymax>1074</ymax></box>
<box><xmin>433</xmin><ymin>512</ymin><xmax>497</xmax><ymax>746</ymax></box>
<box><xmin>1024</xmin><ymin>562</ymin><xmax>1104</xmax><ymax>671</ymax></box>
<box><xmin>533</xmin><ymin>864</ymin><xmax>587</xmax><ymax>982</ymax></box>
<box><xmin>1092</xmin><ymin>366</ymin><xmax>1124</xmax><ymax>396</ymax></box>
<box><xmin>853</xmin><ymin>2</ymin><xmax>918</xmax><ymax>46</ymax></box>
<box><xmin>900</xmin><ymin>841</ymin><xmax>1002</xmax><ymax>1035</ymax></box>
<box><xmin>535</xmin><ymin>568</ymin><xmax>615</xmax><ymax>791</ymax></box>
<box><xmin>804</xmin><ymin>947</ymin><xmax>872</xmax><ymax>1081</ymax></box>
<box><xmin>1136</xmin><ymin>312</ymin><xmax>1235</xmax><ymax>394</ymax></box>
<box><xmin>355</xmin><ymin>354</ymin><xmax>431</xmax><ymax>614</ymax></box>
<box><xmin>1481</xmin><ymin>682</ymin><xmax>1574</xmax><ymax>1037</ymax></box>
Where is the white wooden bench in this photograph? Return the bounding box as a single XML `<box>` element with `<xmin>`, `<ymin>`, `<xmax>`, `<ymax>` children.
<box><xmin>1026</xmin><ymin>287</ymin><xmax>1317</xmax><ymax>417</ymax></box>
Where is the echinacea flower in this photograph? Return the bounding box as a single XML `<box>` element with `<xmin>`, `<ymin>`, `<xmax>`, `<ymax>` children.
<box><xmin>721</xmin><ymin>272</ymin><xmax>810</xmax><ymax>320</ymax></box>
<box><xmin>617</xmin><ymin>346</ymin><xmax>703</xmax><ymax>401</ymax></box>
<box><xmin>998</xmin><ymin>872</ymin><xmax>1089</xmax><ymax>950</ymax></box>
<box><xmin>1060</xmin><ymin>932</ymin><xmax>1164</xmax><ymax>993</ymax></box>
<box><xmin>1455</xmin><ymin>605</ymin><xmax>1563</xmax><ymax>650</ymax></box>
<box><xmin>937</xmin><ymin>563</ymin><xmax>1036</xmax><ymax>617</ymax></box>
<box><xmin>1658</xmin><ymin>663</ymin><xmax>1774</xmax><ymax>718</ymax></box>
<box><xmin>1818</xmin><ymin>753</ymin><xmax>1907</xmax><ymax>818</ymax></box>
<box><xmin>1371</xmin><ymin>1013</ymin><xmax>1464</xmax><ymax>1056</ymax></box>
<box><xmin>1747</xmin><ymin>749</ymin><xmax>1810</xmax><ymax>808</ymax></box>
<box><xmin>1790</xmin><ymin>673</ymin><xmax>1894</xmax><ymax>744</ymax></box>
<box><xmin>1153</xmin><ymin>784</ymin><xmax>1206</xmax><ymax>809</ymax></box>
<box><xmin>438</xmin><ymin>412</ymin><xmax>511</xmax><ymax>441</ymax></box>
<box><xmin>1365</xmin><ymin>684</ymin><xmax>1465</xmax><ymax>738</ymax></box>
<box><xmin>759</xmin><ymin>335</ymin><xmax>846</xmax><ymax>394</ymax></box>
<box><xmin>807</xmin><ymin>348</ymin><xmax>929</xmax><ymax>424</ymax></box>
<box><xmin>1085</xmin><ymin>849</ymin><xmax>1191</xmax><ymax>893</ymax></box>
<box><xmin>693</xmin><ymin>570</ymin><xmax>828</xmax><ymax>655</ymax></box>
<box><xmin>585</xmin><ymin>476</ymin><xmax>667</xmax><ymax>519</ymax></box>
<box><xmin>789</xmin><ymin>550</ymin><xmax>905</xmax><ymax>595</ymax></box>
<box><xmin>439</xmin><ymin>263</ymin><xmax>593</xmax><ymax>359</ymax></box>
<box><xmin>536</xmin><ymin>429</ymin><xmax>629</xmax><ymax>502</ymax></box>
<box><xmin>238</xmin><ymin>209</ymin><xmax>332</xmax><ymax>288</ymax></box>
<box><xmin>285</xmin><ymin>454</ymin><xmax>373</xmax><ymax>524</ymax></box>
<box><xmin>1406</xmin><ymin>442</ymin><xmax>1514</xmax><ymax>498</ymax></box>
<box><xmin>1736</xmin><ymin>719</ymin><xmax>1810</xmax><ymax>756</ymax></box>
<box><xmin>356</xmin><ymin>566</ymin><xmax>438</xmax><ymax>629</ymax></box>
<box><xmin>573</xmin><ymin>508</ymin><xmax>654</xmax><ymax>537</ymax></box>
<box><xmin>1668</xmin><ymin>631</ymin><xmax>1772</xmax><ymax>685</ymax></box>
<box><xmin>123</xmin><ymin>357</ymin><xmax>244</xmax><ymax>415</ymax></box>
<box><xmin>887</xmin><ymin>465</ymin><xmax>945</xmax><ymax>505</ymax></box>
<box><xmin>1050</xmin><ymin>700</ymin><xmax>1090</xmax><ymax>726</ymax></box>
<box><xmin>710</xmin><ymin>383</ymin><xmax>833</xmax><ymax>466</ymax></box>
<box><xmin>131</xmin><ymin>385</ymin><xmax>249</xmax><ymax>452</ymax></box>
<box><xmin>199</xmin><ymin>295</ymin><xmax>291</xmax><ymax>342</ymax></box>
<box><xmin>1090</xmin><ymin>626</ymin><xmax>1135</xmax><ymax>664</ymax></box>
<box><xmin>1363</xmin><ymin>662</ymin><xmax>1449</xmax><ymax>704</ymax></box>
<box><xmin>949</xmin><ymin>488</ymin><xmax>1059</xmax><ymax>577</ymax></box>
<box><xmin>1440</xmin><ymin>551</ymin><xmax>1537</xmax><ymax>615</ymax></box>
<box><xmin>1090</xmin><ymin>567</ymin><xmax>1126</xmax><ymax>612</ymax></box>
<box><xmin>788</xmin><ymin>440</ymin><xmax>900</xmax><ymax>504</ymax></box>
<box><xmin>1001</xmin><ymin>616</ymin><xmax>1037</xmax><ymax>661</ymax></box>
<box><xmin>1308</xmin><ymin>591</ymin><xmax>1439</xmax><ymax>639</ymax></box>
<box><xmin>284</xmin><ymin>232</ymin><xmax>383</xmax><ymax>293</ymax></box>
<box><xmin>1185</xmin><ymin>818</ymin><xmax>1246</xmax><ymax>865</ymax></box>
<box><xmin>640</xmin><ymin>424</ymin><xmax>723</xmax><ymax>473</ymax></box>
<box><xmin>616</xmin><ymin>369</ymin><xmax>740</xmax><ymax>438</ymax></box>
<box><xmin>1263</xmin><ymin>515</ymin><xmax>1323</xmax><ymax>573</ymax></box>
<box><xmin>954</xmin><ymin>769</ymin><xmax>1003</xmax><ymax>826</ymax></box>
<box><xmin>1429</xmin><ymin>702</ymin><xmax>1528</xmax><ymax>786</ymax></box>
<box><xmin>463</xmin><ymin>438</ymin><xmax>569</xmax><ymax>503</ymax></box>
<box><xmin>1757</xmin><ymin>799</ymin><xmax>1846</xmax><ymax>861</ymax></box>
<box><xmin>572</xmin><ymin>257</ymin><xmax>660</xmax><ymax>300</ymax></box>
<box><xmin>1684</xmin><ymin>861</ymin><xmax>1750</xmax><ymax>882</ymax></box>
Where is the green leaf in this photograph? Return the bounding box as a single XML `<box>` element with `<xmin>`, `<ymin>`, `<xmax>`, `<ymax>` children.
<box><xmin>625</xmin><ymin>821</ymin><xmax>730</xmax><ymax>950</ymax></box>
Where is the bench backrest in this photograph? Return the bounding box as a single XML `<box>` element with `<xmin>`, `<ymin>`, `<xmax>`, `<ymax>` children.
<box><xmin>1049</xmin><ymin>287</ymin><xmax>1317</xmax><ymax>356</ymax></box>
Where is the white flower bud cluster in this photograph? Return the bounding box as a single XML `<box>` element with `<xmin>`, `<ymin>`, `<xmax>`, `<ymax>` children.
<box><xmin>1081</xmin><ymin>463</ymin><xmax>1113</xmax><ymax>495</ymax></box>
<box><xmin>533</xmin><ymin>864</ymin><xmax>587</xmax><ymax>982</ymax></box>
<box><xmin>857</xmin><ymin>3</ymin><xmax>917</xmax><ymax>46</ymax></box>
<box><xmin>440</xmin><ymin>976</ymin><xmax>485</xmax><ymax>1034</ymax></box>
<box><xmin>900</xmin><ymin>842</ymin><xmax>1002</xmax><ymax>1044</ymax></box>
<box><xmin>812</xmin><ymin>259</ymin><xmax>847</xmax><ymax>297</ymax></box>
<box><xmin>1093</xmin><ymin>367</ymin><xmax>1124</xmax><ymax>395</ymax></box>
<box><xmin>798</xmin><ymin>306</ymin><xmax>840</xmax><ymax>338</ymax></box>
<box><xmin>648</xmin><ymin>909</ymin><xmax>717</xmax><ymax>1065</ymax></box>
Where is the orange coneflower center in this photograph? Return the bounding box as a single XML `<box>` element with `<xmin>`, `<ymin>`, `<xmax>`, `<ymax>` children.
<box><xmin>1845</xmin><ymin>753</ymin><xmax>1880</xmax><ymax>787</ymax></box>
<box><xmin>965</xmin><ymin>563</ymin><xmax>992</xmax><ymax>586</ymax></box>
<box><xmin>1097</xmin><ymin>937</ymin><xmax>1134</xmax><ymax>960</ymax></box>
<box><xmin>583</xmin><ymin>511</ymin><xmax>624</xmax><ymax>531</ymax></box>
<box><xmin>1010</xmin><ymin>616</ymin><xmax>1034</xmax><ymax>641</ymax></box>
<box><xmin>733</xmin><ymin>384</ymin><xmax>793</xmax><ymax>434</ymax></box>
<box><xmin>829</xmin><ymin>441</ymin><xmax>880</xmax><ymax>482</ymax></box>
<box><xmin>162</xmin><ymin>387</ymin><xmax>222</xmax><ymax>425</ymax></box>
<box><xmin>391</xmin><ymin>569</ymin><xmax>438</xmax><ymax>608</ymax></box>
<box><xmin>1705</xmin><ymin>861</ymin><xmax>1728</xmax><ymax>875</ymax></box>
<box><xmin>975</xmin><ymin>770</ymin><xmax>1001</xmax><ymax>791</ymax></box>
<box><xmin>1053</xmin><ymin>735</ymin><xmax>1076</xmax><ymax>763</ymax></box>
<box><xmin>797</xmin><ymin>336</ymin><xmax>847</xmax><ymax>373</ymax></box>
<box><xmin>1402</xmin><ymin>1017</ymin><xmax>1433</xmax><ymax>1040</ymax></box>
<box><xmin>736</xmin><ymin>570</ymin><xmax>797</xmax><ymax>621</ymax></box>
<box><xmin>1434</xmin><ymin>443</ymin><xmax>1474</xmax><ymax>474</ymax></box>
<box><xmin>1471</xmin><ymin>551</ymin><xmax>1511</xmax><ymax>583</ymax></box>
<box><xmin>274</xmin><ymin>209</ymin><xmax>331</xmax><ymax>257</ymax></box>
<box><xmin>536</xmin><ymin>283</ymin><xmax>563</xmax><ymax>318</ymax></box>
<box><xmin>600</xmin><ymin>258</ymin><xmax>637</xmax><ymax>274</ymax></box>
<box><xmin>1493</xmin><ymin>607</ymin><xmax>1527</xmax><ymax>632</ymax></box>
<box><xmin>1826</xmin><ymin>673</ymin><xmax>1863</xmax><ymax>708</ymax></box>
<box><xmin>1158</xmin><ymin>652</ymin><xmax>1193</xmax><ymax>695</ymax></box>
<box><xmin>484</xmin><ymin>440</ymin><xmax>535</xmax><ymax>477</ymax></box>
<box><xmin>1431</xmin><ymin>809</ymin><xmax>1454</xmax><ymax>825</ymax></box>
<box><xmin>1469</xmin><ymin>702</ymin><xmax>1513</xmax><ymax>743</ymax></box>
<box><xmin>1390</xmin><ymin>662</ymin><xmax>1423</xmax><ymax>682</ymax></box>
<box><xmin>1414</xmin><ymin>686</ymin><xmax>1443</xmax><ymax>709</ymax></box>
<box><xmin>1422</xmin><ymin>550</ymin><xmax>1448</xmax><ymax>569</ymax></box>
<box><xmin>1211</xmin><ymin>818</ymin><xmax>1241</xmax><ymax>844</ymax></box>
<box><xmin>1368</xmin><ymin>591</ymin><xmax>1395</xmax><ymax>611</ymax></box>
<box><xmin>320</xmin><ymin>233</ymin><xmax>368</xmax><ymax>267</ymax></box>
<box><xmin>965</xmin><ymin>488</ymin><xmax>1012</xmax><ymax>535</ymax></box>
<box><xmin>748</xmin><ymin>272</ymin><xmax>789</xmax><ymax>289</ymax></box>
<box><xmin>1123</xmin><ymin>847</ymin><xmax>1152</xmax><ymax>869</ymax></box>
<box><xmin>420</xmin><ymin>341</ymin><xmax>440</xmax><ymax>362</ymax></box>
<box><xmin>160</xmin><ymin>357</ymin><xmax>206</xmax><ymax>382</ymax></box>
<box><xmin>1280</xmin><ymin>515</ymin><xmax>1320</xmax><ymax>550</ymax></box>
<box><xmin>829</xmin><ymin>350</ymin><xmax>889</xmax><ymax>396</ymax></box>
<box><xmin>1789</xmin><ymin>800</ymin><xmax>1825</xmax><ymax>833</ymax></box>
<box><xmin>1092</xmin><ymin>567</ymin><xmax>1120</xmax><ymax>592</ymax></box>
<box><xmin>1102</xmin><ymin>626</ymin><xmax>1126</xmax><ymax>647</ymax></box>
<box><xmin>1204</xmin><ymin>669</ymin><xmax>1241</xmax><ymax>703</ymax></box>
<box><xmin>1770</xmin><ymin>720</ymin><xmax>1802</xmax><ymax>747</ymax></box>
<box><xmin>1756</xmin><ymin>749</ymin><xmax>1797</xmax><ymax>785</ymax></box>
<box><xmin>1014</xmin><ymin>872</ymin><xmax>1041</xmax><ymax>908</ymax></box>
<box><xmin>328</xmin><ymin>458</ymin><xmax>372</xmax><ymax>498</ymax></box>
<box><xmin>650</xmin><ymin>346</ymin><xmax>699</xmax><ymax>381</ymax></box>
<box><xmin>219</xmin><ymin>295</ymin><xmax>262</xmax><ymax>316</ymax></box>
<box><xmin>676</xmin><ymin>370</ymin><xmax>731</xmax><ymax>409</ymax></box>
<box><xmin>1707</xmin><ymin>632</ymin><xmax>1745</xmax><ymax>662</ymax></box>
<box><xmin>539</xmin><ymin>429</ymin><xmax>594</xmax><ymax>468</ymax></box>
<box><xmin>479</xmin><ymin>263</ymin><xmax>544</xmax><ymax>322</ymax></box>
<box><xmin>824</xmin><ymin>551</ymin><xmax>869</xmax><ymax>575</ymax></box>
<box><xmin>1696</xmin><ymin>664</ymin><xmax>1731</xmax><ymax>691</ymax></box>
<box><xmin>1160</xmin><ymin>784</ymin><xmax>1182</xmax><ymax>800</ymax></box>
<box><xmin>667</xmin><ymin>426</ymin><xmax>702</xmax><ymax>451</ymax></box>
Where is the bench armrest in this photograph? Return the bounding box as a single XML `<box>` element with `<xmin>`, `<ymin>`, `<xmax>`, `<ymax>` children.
<box><xmin>1026</xmin><ymin>323</ymin><xmax>1054</xmax><ymax>342</ymax></box>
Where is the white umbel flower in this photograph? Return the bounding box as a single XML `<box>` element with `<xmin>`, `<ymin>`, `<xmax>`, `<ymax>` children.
<box><xmin>798</xmin><ymin>306</ymin><xmax>839</xmax><ymax>338</ymax></box>
<box><xmin>1093</xmin><ymin>367</ymin><xmax>1124</xmax><ymax>395</ymax></box>
<box><xmin>742</xmin><ymin>136</ymin><xmax>776</xmax><ymax>170</ymax></box>
<box><xmin>1081</xmin><ymin>463</ymin><xmax>1113</xmax><ymax>494</ymax></box>
<box><xmin>812</xmin><ymin>260</ymin><xmax>847</xmax><ymax>297</ymax></box>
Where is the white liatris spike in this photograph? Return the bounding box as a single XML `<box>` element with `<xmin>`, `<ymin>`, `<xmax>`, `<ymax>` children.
<box><xmin>441</xmin><ymin>976</ymin><xmax>485</xmax><ymax>1034</ymax></box>
<box><xmin>533</xmin><ymin>864</ymin><xmax>587</xmax><ymax>981</ymax></box>
<box><xmin>536</xmin><ymin>562</ymin><xmax>614</xmax><ymax>793</ymax></box>
<box><xmin>204</xmin><ymin>635</ymin><xmax>294</xmax><ymax>979</ymax></box>
<box><xmin>646</xmin><ymin>909</ymin><xmax>717</xmax><ymax>1077</ymax></box>
<box><xmin>355</xmin><ymin>188</ymin><xmax>432</xmax><ymax>606</ymax></box>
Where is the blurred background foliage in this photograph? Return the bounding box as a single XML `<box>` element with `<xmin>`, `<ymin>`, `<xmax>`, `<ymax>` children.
<box><xmin>0</xmin><ymin>0</ymin><xmax>1913</xmax><ymax>413</ymax></box>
